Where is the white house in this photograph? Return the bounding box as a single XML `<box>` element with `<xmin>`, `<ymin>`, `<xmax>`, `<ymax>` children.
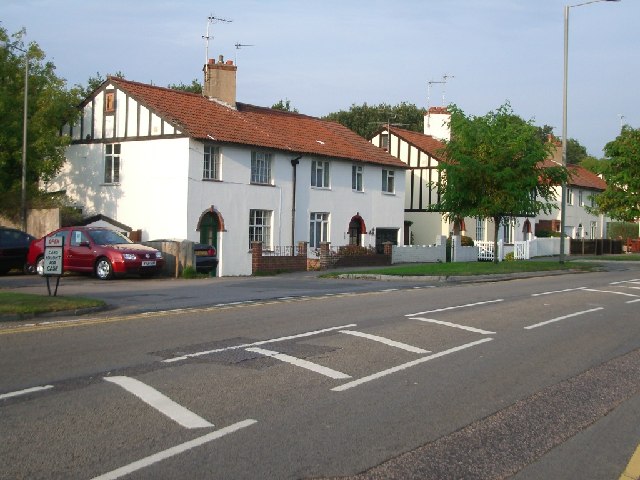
<box><xmin>370</xmin><ymin>107</ymin><xmax>609</xmax><ymax>246</ymax></box>
<box><xmin>46</xmin><ymin>56</ymin><xmax>407</xmax><ymax>276</ymax></box>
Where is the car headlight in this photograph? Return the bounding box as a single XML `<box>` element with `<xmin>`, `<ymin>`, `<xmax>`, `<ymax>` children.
<box><xmin>155</xmin><ymin>252</ymin><xmax>163</xmax><ymax>259</ymax></box>
<box><xmin>122</xmin><ymin>253</ymin><xmax>137</xmax><ymax>261</ymax></box>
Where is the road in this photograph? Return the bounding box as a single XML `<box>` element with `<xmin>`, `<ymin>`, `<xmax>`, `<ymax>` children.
<box><xmin>2</xmin><ymin>265</ymin><xmax>640</xmax><ymax>479</ymax></box>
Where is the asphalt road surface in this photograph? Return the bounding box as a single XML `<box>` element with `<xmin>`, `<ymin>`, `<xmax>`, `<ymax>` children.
<box><xmin>2</xmin><ymin>264</ymin><xmax>640</xmax><ymax>479</ymax></box>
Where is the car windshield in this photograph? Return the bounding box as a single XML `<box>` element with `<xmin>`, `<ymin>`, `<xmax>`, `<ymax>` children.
<box><xmin>87</xmin><ymin>229</ymin><xmax>133</xmax><ymax>246</ymax></box>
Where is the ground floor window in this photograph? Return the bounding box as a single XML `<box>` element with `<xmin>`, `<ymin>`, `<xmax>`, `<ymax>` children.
<box><xmin>475</xmin><ymin>217</ymin><xmax>485</xmax><ymax>241</ymax></box>
<box><xmin>503</xmin><ymin>218</ymin><xmax>515</xmax><ymax>244</ymax></box>
<box><xmin>249</xmin><ymin>209</ymin><xmax>272</xmax><ymax>249</ymax></box>
<box><xmin>310</xmin><ymin>212</ymin><xmax>329</xmax><ymax>248</ymax></box>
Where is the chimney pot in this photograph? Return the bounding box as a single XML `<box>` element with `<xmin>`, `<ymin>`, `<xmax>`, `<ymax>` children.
<box><xmin>218</xmin><ymin>54</ymin><xmax>224</xmax><ymax>64</ymax></box>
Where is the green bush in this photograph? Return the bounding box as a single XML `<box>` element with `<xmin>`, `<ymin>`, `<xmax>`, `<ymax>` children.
<box><xmin>504</xmin><ymin>251</ymin><xmax>515</xmax><ymax>262</ymax></box>
<box><xmin>182</xmin><ymin>265</ymin><xmax>198</xmax><ymax>279</ymax></box>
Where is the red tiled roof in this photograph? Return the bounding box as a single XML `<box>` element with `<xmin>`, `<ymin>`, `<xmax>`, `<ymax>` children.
<box><xmin>386</xmin><ymin>126</ymin><xmax>446</xmax><ymax>159</ymax></box>
<box><xmin>540</xmin><ymin>159</ymin><xmax>607</xmax><ymax>190</ymax></box>
<box><xmin>107</xmin><ymin>77</ymin><xmax>406</xmax><ymax>168</ymax></box>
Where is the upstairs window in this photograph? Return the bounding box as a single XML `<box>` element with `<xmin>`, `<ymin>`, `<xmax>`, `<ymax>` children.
<box><xmin>203</xmin><ymin>145</ymin><xmax>221</xmax><ymax>180</ymax></box>
<box><xmin>352</xmin><ymin>165</ymin><xmax>363</xmax><ymax>192</ymax></box>
<box><xmin>380</xmin><ymin>133</ymin><xmax>389</xmax><ymax>150</ymax></box>
<box><xmin>382</xmin><ymin>169</ymin><xmax>395</xmax><ymax>194</ymax></box>
<box><xmin>566</xmin><ymin>188</ymin><xmax>574</xmax><ymax>206</ymax></box>
<box><xmin>104</xmin><ymin>144</ymin><xmax>121</xmax><ymax>184</ymax></box>
<box><xmin>311</xmin><ymin>160</ymin><xmax>330</xmax><ymax>188</ymax></box>
<box><xmin>251</xmin><ymin>152</ymin><xmax>272</xmax><ymax>185</ymax></box>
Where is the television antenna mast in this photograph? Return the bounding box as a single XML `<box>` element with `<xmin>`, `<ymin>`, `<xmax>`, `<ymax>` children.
<box><xmin>203</xmin><ymin>14</ymin><xmax>232</xmax><ymax>64</ymax></box>
<box><xmin>234</xmin><ymin>42</ymin><xmax>255</xmax><ymax>64</ymax></box>
<box><xmin>427</xmin><ymin>73</ymin><xmax>455</xmax><ymax>108</ymax></box>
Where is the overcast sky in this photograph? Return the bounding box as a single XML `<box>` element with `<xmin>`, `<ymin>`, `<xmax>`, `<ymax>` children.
<box><xmin>3</xmin><ymin>0</ymin><xmax>637</xmax><ymax>156</ymax></box>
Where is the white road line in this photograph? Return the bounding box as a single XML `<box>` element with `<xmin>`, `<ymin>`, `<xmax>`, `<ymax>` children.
<box><xmin>0</xmin><ymin>384</ymin><xmax>54</xmax><ymax>400</ymax></box>
<box><xmin>531</xmin><ymin>287</ymin><xmax>587</xmax><ymax>297</ymax></box>
<box><xmin>409</xmin><ymin>317</ymin><xmax>495</xmax><ymax>335</ymax></box>
<box><xmin>406</xmin><ymin>299</ymin><xmax>503</xmax><ymax>317</ymax></box>
<box><xmin>90</xmin><ymin>419</ymin><xmax>257</xmax><ymax>480</ymax></box>
<box><xmin>628</xmin><ymin>299</ymin><xmax>640</xmax><ymax>304</ymax></box>
<box><xmin>163</xmin><ymin>323</ymin><xmax>357</xmax><ymax>363</ymax></box>
<box><xmin>246</xmin><ymin>347</ymin><xmax>351</xmax><ymax>379</ymax></box>
<box><xmin>332</xmin><ymin>338</ymin><xmax>493</xmax><ymax>392</ymax></box>
<box><xmin>104</xmin><ymin>376</ymin><xmax>214</xmax><ymax>429</ymax></box>
<box><xmin>610</xmin><ymin>279</ymin><xmax>640</xmax><ymax>285</ymax></box>
<box><xmin>339</xmin><ymin>330</ymin><xmax>430</xmax><ymax>354</ymax></box>
<box><xmin>582</xmin><ymin>288</ymin><xmax>640</xmax><ymax>298</ymax></box>
<box><xmin>524</xmin><ymin>307</ymin><xmax>604</xmax><ymax>330</ymax></box>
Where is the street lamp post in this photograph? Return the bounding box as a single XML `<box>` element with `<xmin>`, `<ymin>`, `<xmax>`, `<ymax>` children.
<box><xmin>559</xmin><ymin>0</ymin><xmax>620</xmax><ymax>264</ymax></box>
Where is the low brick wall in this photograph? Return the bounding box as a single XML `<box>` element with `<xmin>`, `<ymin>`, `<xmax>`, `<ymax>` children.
<box><xmin>319</xmin><ymin>243</ymin><xmax>391</xmax><ymax>269</ymax></box>
<box><xmin>252</xmin><ymin>242</ymin><xmax>308</xmax><ymax>274</ymax></box>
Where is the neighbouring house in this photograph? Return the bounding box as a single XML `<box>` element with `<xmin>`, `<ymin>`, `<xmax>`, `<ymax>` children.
<box><xmin>370</xmin><ymin>107</ymin><xmax>610</xmax><ymax>246</ymax></box>
<box><xmin>45</xmin><ymin>56</ymin><xmax>407</xmax><ymax>276</ymax></box>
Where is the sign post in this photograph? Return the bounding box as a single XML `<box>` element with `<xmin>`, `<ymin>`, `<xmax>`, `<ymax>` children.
<box><xmin>44</xmin><ymin>236</ymin><xmax>64</xmax><ymax>296</ymax></box>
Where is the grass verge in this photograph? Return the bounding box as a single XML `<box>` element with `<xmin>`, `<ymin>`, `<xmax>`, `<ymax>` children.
<box><xmin>321</xmin><ymin>260</ymin><xmax>597</xmax><ymax>277</ymax></box>
<box><xmin>0</xmin><ymin>292</ymin><xmax>106</xmax><ymax>318</ymax></box>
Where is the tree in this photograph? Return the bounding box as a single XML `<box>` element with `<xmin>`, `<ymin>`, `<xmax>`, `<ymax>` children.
<box><xmin>436</xmin><ymin>103</ymin><xmax>568</xmax><ymax>262</ymax></box>
<box><xmin>271</xmin><ymin>98</ymin><xmax>299</xmax><ymax>113</ymax></box>
<box><xmin>589</xmin><ymin>126</ymin><xmax>640</xmax><ymax>222</ymax></box>
<box><xmin>0</xmin><ymin>27</ymin><xmax>83</xmax><ymax>221</ymax></box>
<box><xmin>323</xmin><ymin>102</ymin><xmax>426</xmax><ymax>139</ymax></box>
<box><xmin>566</xmin><ymin>138</ymin><xmax>589</xmax><ymax>165</ymax></box>
<box><xmin>168</xmin><ymin>79</ymin><xmax>202</xmax><ymax>94</ymax></box>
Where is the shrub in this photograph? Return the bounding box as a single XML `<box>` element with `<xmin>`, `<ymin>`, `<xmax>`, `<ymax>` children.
<box><xmin>182</xmin><ymin>265</ymin><xmax>198</xmax><ymax>279</ymax></box>
<box><xmin>504</xmin><ymin>251</ymin><xmax>515</xmax><ymax>262</ymax></box>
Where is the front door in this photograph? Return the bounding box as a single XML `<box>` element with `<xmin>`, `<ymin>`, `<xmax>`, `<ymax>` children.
<box><xmin>200</xmin><ymin>212</ymin><xmax>218</xmax><ymax>251</ymax></box>
<box><xmin>348</xmin><ymin>219</ymin><xmax>362</xmax><ymax>246</ymax></box>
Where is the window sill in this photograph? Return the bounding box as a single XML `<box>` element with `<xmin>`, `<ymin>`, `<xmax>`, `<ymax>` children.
<box><xmin>250</xmin><ymin>182</ymin><xmax>275</xmax><ymax>187</ymax></box>
<box><xmin>382</xmin><ymin>191</ymin><xmax>396</xmax><ymax>196</ymax></box>
<box><xmin>101</xmin><ymin>182</ymin><xmax>121</xmax><ymax>186</ymax></box>
<box><xmin>311</xmin><ymin>186</ymin><xmax>331</xmax><ymax>191</ymax></box>
<box><xmin>202</xmin><ymin>178</ymin><xmax>222</xmax><ymax>182</ymax></box>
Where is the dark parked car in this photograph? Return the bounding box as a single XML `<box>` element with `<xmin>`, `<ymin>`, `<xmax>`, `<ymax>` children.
<box><xmin>27</xmin><ymin>227</ymin><xmax>165</xmax><ymax>280</ymax></box>
<box><xmin>0</xmin><ymin>227</ymin><xmax>35</xmax><ymax>275</ymax></box>
<box><xmin>194</xmin><ymin>243</ymin><xmax>218</xmax><ymax>275</ymax></box>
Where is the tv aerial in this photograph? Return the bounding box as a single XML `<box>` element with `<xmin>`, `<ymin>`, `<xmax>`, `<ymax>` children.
<box><xmin>203</xmin><ymin>14</ymin><xmax>232</xmax><ymax>64</ymax></box>
<box><xmin>427</xmin><ymin>73</ymin><xmax>455</xmax><ymax>108</ymax></box>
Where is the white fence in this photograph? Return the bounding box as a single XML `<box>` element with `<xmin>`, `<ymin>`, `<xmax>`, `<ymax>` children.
<box><xmin>476</xmin><ymin>237</ymin><xmax>568</xmax><ymax>261</ymax></box>
<box><xmin>392</xmin><ymin>236</ymin><xmax>569</xmax><ymax>264</ymax></box>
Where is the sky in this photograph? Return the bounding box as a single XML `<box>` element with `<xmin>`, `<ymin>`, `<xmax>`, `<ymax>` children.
<box><xmin>3</xmin><ymin>0</ymin><xmax>638</xmax><ymax>157</ymax></box>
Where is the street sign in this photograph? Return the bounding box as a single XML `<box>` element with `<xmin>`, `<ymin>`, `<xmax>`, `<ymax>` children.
<box><xmin>44</xmin><ymin>235</ymin><xmax>64</xmax><ymax>295</ymax></box>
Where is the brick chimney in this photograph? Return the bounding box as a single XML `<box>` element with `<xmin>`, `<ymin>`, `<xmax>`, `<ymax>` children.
<box><xmin>203</xmin><ymin>55</ymin><xmax>237</xmax><ymax>107</ymax></box>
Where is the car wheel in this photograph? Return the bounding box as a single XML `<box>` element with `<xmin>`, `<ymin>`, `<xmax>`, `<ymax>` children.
<box><xmin>95</xmin><ymin>258</ymin><xmax>113</xmax><ymax>280</ymax></box>
<box><xmin>36</xmin><ymin>256</ymin><xmax>45</xmax><ymax>276</ymax></box>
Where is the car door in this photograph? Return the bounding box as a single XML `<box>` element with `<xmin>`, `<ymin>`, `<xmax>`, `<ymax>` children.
<box><xmin>67</xmin><ymin>230</ymin><xmax>94</xmax><ymax>272</ymax></box>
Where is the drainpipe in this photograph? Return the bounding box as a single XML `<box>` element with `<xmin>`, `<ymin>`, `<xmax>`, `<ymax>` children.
<box><xmin>291</xmin><ymin>156</ymin><xmax>301</xmax><ymax>249</ymax></box>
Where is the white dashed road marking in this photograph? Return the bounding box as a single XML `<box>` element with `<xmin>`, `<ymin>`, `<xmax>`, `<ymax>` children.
<box><xmin>332</xmin><ymin>338</ymin><xmax>493</xmax><ymax>392</ymax></box>
<box><xmin>104</xmin><ymin>376</ymin><xmax>214</xmax><ymax>429</ymax></box>
<box><xmin>91</xmin><ymin>419</ymin><xmax>257</xmax><ymax>480</ymax></box>
<box><xmin>406</xmin><ymin>299</ymin><xmax>503</xmax><ymax>317</ymax></box>
<box><xmin>0</xmin><ymin>384</ymin><xmax>54</xmax><ymax>400</ymax></box>
<box><xmin>524</xmin><ymin>307</ymin><xmax>604</xmax><ymax>330</ymax></box>
<box><xmin>339</xmin><ymin>330</ymin><xmax>430</xmax><ymax>354</ymax></box>
<box><xmin>410</xmin><ymin>317</ymin><xmax>496</xmax><ymax>335</ymax></box>
<box><xmin>246</xmin><ymin>347</ymin><xmax>351</xmax><ymax>379</ymax></box>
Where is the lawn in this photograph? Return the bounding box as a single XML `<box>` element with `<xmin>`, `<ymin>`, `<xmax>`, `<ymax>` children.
<box><xmin>323</xmin><ymin>260</ymin><xmax>597</xmax><ymax>277</ymax></box>
<box><xmin>0</xmin><ymin>292</ymin><xmax>105</xmax><ymax>318</ymax></box>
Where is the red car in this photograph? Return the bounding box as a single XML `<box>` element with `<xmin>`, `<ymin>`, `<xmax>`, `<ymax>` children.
<box><xmin>27</xmin><ymin>227</ymin><xmax>165</xmax><ymax>280</ymax></box>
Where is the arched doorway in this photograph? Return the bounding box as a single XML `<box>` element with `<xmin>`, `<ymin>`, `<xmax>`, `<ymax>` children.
<box><xmin>196</xmin><ymin>206</ymin><xmax>225</xmax><ymax>251</ymax></box>
<box><xmin>348</xmin><ymin>214</ymin><xmax>366</xmax><ymax>246</ymax></box>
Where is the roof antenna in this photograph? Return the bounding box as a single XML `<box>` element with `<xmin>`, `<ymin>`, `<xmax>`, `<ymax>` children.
<box><xmin>203</xmin><ymin>14</ymin><xmax>232</xmax><ymax>65</ymax></box>
<box><xmin>426</xmin><ymin>74</ymin><xmax>454</xmax><ymax>127</ymax></box>
<box><xmin>234</xmin><ymin>42</ymin><xmax>255</xmax><ymax>65</ymax></box>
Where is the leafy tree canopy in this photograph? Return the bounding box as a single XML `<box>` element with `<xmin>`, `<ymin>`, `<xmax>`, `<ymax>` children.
<box><xmin>436</xmin><ymin>103</ymin><xmax>568</xmax><ymax>261</ymax></box>
<box><xmin>271</xmin><ymin>99</ymin><xmax>299</xmax><ymax>113</ymax></box>
<box><xmin>0</xmin><ymin>27</ymin><xmax>84</xmax><ymax>221</ymax></box>
<box><xmin>323</xmin><ymin>102</ymin><xmax>426</xmax><ymax>139</ymax></box>
<box><xmin>589</xmin><ymin>126</ymin><xmax>640</xmax><ymax>222</ymax></box>
<box><xmin>168</xmin><ymin>78</ymin><xmax>203</xmax><ymax>94</ymax></box>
